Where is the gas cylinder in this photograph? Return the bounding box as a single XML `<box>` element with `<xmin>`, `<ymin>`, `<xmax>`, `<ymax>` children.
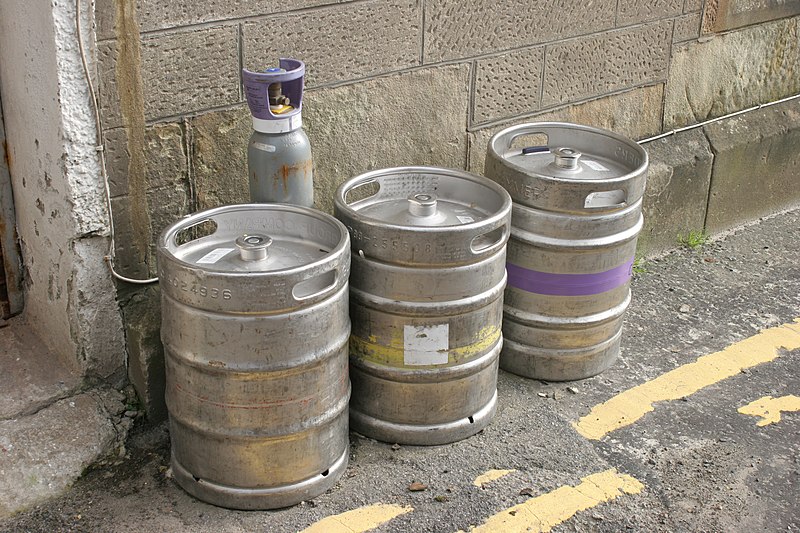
<box><xmin>242</xmin><ymin>58</ymin><xmax>313</xmax><ymax>207</ymax></box>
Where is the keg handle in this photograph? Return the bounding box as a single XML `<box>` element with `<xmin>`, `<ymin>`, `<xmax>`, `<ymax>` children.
<box><xmin>584</xmin><ymin>189</ymin><xmax>628</xmax><ymax>210</ymax></box>
<box><xmin>171</xmin><ymin>217</ymin><xmax>219</xmax><ymax>248</ymax></box>
<box><xmin>469</xmin><ymin>222</ymin><xmax>509</xmax><ymax>256</ymax></box>
<box><xmin>504</xmin><ymin>130</ymin><xmax>550</xmax><ymax>156</ymax></box>
<box><xmin>291</xmin><ymin>266</ymin><xmax>340</xmax><ymax>302</ymax></box>
<box><xmin>343</xmin><ymin>178</ymin><xmax>381</xmax><ymax>205</ymax></box>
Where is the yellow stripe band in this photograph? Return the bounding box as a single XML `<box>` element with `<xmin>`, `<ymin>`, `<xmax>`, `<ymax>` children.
<box><xmin>465</xmin><ymin>468</ymin><xmax>643</xmax><ymax>533</ymax></box>
<box><xmin>350</xmin><ymin>325</ymin><xmax>501</xmax><ymax>367</ymax></box>
<box><xmin>300</xmin><ymin>503</ymin><xmax>413</xmax><ymax>533</ymax></box>
<box><xmin>473</xmin><ymin>469</ymin><xmax>516</xmax><ymax>487</ymax></box>
<box><xmin>738</xmin><ymin>394</ymin><xmax>800</xmax><ymax>426</ymax></box>
<box><xmin>574</xmin><ymin>320</ymin><xmax>800</xmax><ymax>440</ymax></box>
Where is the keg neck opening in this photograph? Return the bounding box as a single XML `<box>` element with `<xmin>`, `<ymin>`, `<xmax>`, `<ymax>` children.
<box><xmin>552</xmin><ymin>147</ymin><xmax>582</xmax><ymax>171</ymax></box>
<box><xmin>407</xmin><ymin>193</ymin><xmax>438</xmax><ymax>217</ymax></box>
<box><xmin>236</xmin><ymin>234</ymin><xmax>273</xmax><ymax>262</ymax></box>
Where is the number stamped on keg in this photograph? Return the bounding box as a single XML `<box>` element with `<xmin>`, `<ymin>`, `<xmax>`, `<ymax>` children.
<box><xmin>164</xmin><ymin>275</ymin><xmax>296</xmax><ymax>306</ymax></box>
<box><xmin>347</xmin><ymin>225</ymin><xmax>433</xmax><ymax>254</ymax></box>
<box><xmin>167</xmin><ymin>276</ymin><xmax>233</xmax><ymax>300</ymax></box>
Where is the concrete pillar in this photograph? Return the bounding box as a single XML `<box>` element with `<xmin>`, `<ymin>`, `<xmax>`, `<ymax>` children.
<box><xmin>0</xmin><ymin>0</ymin><xmax>126</xmax><ymax>381</ymax></box>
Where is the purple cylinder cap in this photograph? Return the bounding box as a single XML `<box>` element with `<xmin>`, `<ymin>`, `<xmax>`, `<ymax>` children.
<box><xmin>243</xmin><ymin>58</ymin><xmax>305</xmax><ymax>120</ymax></box>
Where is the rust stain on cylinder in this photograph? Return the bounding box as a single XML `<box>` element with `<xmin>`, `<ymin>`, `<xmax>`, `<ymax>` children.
<box><xmin>273</xmin><ymin>160</ymin><xmax>312</xmax><ymax>194</ymax></box>
<box><xmin>277</xmin><ymin>164</ymin><xmax>290</xmax><ymax>194</ymax></box>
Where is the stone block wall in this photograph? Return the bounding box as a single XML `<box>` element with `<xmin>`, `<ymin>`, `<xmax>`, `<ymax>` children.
<box><xmin>92</xmin><ymin>0</ymin><xmax>800</xmax><ymax>416</ymax></box>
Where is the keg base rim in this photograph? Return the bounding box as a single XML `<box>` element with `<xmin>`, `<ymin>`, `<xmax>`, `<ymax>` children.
<box><xmin>500</xmin><ymin>333</ymin><xmax>621</xmax><ymax>381</ymax></box>
<box><xmin>171</xmin><ymin>448</ymin><xmax>348</xmax><ymax>510</ymax></box>
<box><xmin>350</xmin><ymin>390</ymin><xmax>497</xmax><ymax>446</ymax></box>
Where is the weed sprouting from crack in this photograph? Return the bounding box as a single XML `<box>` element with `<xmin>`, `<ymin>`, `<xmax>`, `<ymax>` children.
<box><xmin>632</xmin><ymin>256</ymin><xmax>647</xmax><ymax>275</ymax></box>
<box><xmin>677</xmin><ymin>230</ymin><xmax>709</xmax><ymax>250</ymax></box>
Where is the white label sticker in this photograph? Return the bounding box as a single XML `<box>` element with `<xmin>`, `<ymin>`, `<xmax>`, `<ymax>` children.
<box><xmin>583</xmin><ymin>159</ymin><xmax>610</xmax><ymax>172</ymax></box>
<box><xmin>403</xmin><ymin>324</ymin><xmax>449</xmax><ymax>366</ymax></box>
<box><xmin>252</xmin><ymin>142</ymin><xmax>276</xmax><ymax>153</ymax></box>
<box><xmin>196</xmin><ymin>248</ymin><xmax>235</xmax><ymax>264</ymax></box>
<box><xmin>456</xmin><ymin>215</ymin><xmax>475</xmax><ymax>224</ymax></box>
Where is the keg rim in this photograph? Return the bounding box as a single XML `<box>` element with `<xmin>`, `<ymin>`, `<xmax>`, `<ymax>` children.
<box><xmin>333</xmin><ymin>166</ymin><xmax>512</xmax><ymax>232</ymax></box>
<box><xmin>157</xmin><ymin>203</ymin><xmax>350</xmax><ymax>276</ymax></box>
<box><xmin>487</xmin><ymin>121</ymin><xmax>648</xmax><ymax>183</ymax></box>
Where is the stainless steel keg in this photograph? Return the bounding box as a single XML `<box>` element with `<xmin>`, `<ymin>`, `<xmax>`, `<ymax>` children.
<box><xmin>334</xmin><ymin>167</ymin><xmax>512</xmax><ymax>445</ymax></box>
<box><xmin>157</xmin><ymin>204</ymin><xmax>351</xmax><ymax>510</ymax></box>
<box><xmin>485</xmin><ymin>123</ymin><xmax>648</xmax><ymax>381</ymax></box>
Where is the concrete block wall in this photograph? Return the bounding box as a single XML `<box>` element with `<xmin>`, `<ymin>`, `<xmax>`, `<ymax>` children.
<box><xmin>91</xmin><ymin>0</ymin><xmax>800</xmax><ymax>416</ymax></box>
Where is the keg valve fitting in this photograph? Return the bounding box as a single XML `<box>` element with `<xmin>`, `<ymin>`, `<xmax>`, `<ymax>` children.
<box><xmin>553</xmin><ymin>147</ymin><xmax>582</xmax><ymax>170</ymax></box>
<box><xmin>408</xmin><ymin>193</ymin><xmax>438</xmax><ymax>217</ymax></box>
<box><xmin>236</xmin><ymin>234</ymin><xmax>273</xmax><ymax>261</ymax></box>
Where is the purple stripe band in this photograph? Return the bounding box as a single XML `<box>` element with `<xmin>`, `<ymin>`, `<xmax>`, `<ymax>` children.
<box><xmin>506</xmin><ymin>258</ymin><xmax>634</xmax><ymax>296</ymax></box>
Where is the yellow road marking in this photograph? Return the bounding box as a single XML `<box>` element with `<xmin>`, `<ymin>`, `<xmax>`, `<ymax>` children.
<box><xmin>738</xmin><ymin>394</ymin><xmax>800</xmax><ymax>426</ymax></box>
<box><xmin>574</xmin><ymin>320</ymin><xmax>800</xmax><ymax>440</ymax></box>
<box><xmin>300</xmin><ymin>503</ymin><xmax>413</xmax><ymax>533</ymax></box>
<box><xmin>464</xmin><ymin>468</ymin><xmax>643</xmax><ymax>533</ymax></box>
<box><xmin>473</xmin><ymin>469</ymin><xmax>516</xmax><ymax>487</ymax></box>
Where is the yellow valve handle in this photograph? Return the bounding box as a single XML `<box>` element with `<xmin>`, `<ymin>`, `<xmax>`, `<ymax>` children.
<box><xmin>270</xmin><ymin>104</ymin><xmax>294</xmax><ymax>115</ymax></box>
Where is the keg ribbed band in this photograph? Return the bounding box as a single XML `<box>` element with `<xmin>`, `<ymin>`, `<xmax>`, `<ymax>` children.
<box><xmin>506</xmin><ymin>258</ymin><xmax>634</xmax><ymax>296</ymax></box>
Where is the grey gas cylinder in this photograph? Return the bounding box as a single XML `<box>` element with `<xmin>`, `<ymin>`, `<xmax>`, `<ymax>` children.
<box><xmin>243</xmin><ymin>58</ymin><xmax>313</xmax><ymax>207</ymax></box>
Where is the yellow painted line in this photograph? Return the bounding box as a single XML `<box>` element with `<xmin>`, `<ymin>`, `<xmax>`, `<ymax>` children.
<box><xmin>300</xmin><ymin>504</ymin><xmax>413</xmax><ymax>533</ymax></box>
<box><xmin>464</xmin><ymin>468</ymin><xmax>643</xmax><ymax>533</ymax></box>
<box><xmin>473</xmin><ymin>469</ymin><xmax>516</xmax><ymax>487</ymax></box>
<box><xmin>574</xmin><ymin>320</ymin><xmax>800</xmax><ymax>440</ymax></box>
<box><xmin>738</xmin><ymin>394</ymin><xmax>800</xmax><ymax>426</ymax></box>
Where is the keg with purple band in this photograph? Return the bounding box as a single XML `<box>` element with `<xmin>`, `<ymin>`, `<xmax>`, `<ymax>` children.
<box><xmin>484</xmin><ymin>122</ymin><xmax>648</xmax><ymax>381</ymax></box>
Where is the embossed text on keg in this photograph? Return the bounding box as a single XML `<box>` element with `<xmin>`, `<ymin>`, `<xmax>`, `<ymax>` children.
<box><xmin>167</xmin><ymin>276</ymin><xmax>233</xmax><ymax>300</ymax></box>
<box><xmin>371</xmin><ymin>237</ymin><xmax>416</xmax><ymax>252</ymax></box>
<box><xmin>345</xmin><ymin>225</ymin><xmax>371</xmax><ymax>246</ymax></box>
<box><xmin>500</xmin><ymin>178</ymin><xmax>542</xmax><ymax>200</ymax></box>
<box><xmin>614</xmin><ymin>145</ymin><xmax>642</xmax><ymax>167</ymax></box>
<box><xmin>222</xmin><ymin>217</ymin><xmax>337</xmax><ymax>242</ymax></box>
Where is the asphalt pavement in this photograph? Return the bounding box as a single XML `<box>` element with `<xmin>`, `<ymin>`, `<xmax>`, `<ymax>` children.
<box><xmin>2</xmin><ymin>208</ymin><xmax>798</xmax><ymax>533</ymax></box>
